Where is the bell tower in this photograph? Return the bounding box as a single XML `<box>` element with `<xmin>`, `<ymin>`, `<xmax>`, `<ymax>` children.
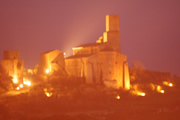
<box><xmin>103</xmin><ymin>15</ymin><xmax>121</xmax><ymax>52</ymax></box>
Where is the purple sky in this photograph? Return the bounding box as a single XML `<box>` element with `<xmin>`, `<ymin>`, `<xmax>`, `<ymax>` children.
<box><xmin>0</xmin><ymin>0</ymin><xmax>180</xmax><ymax>76</ymax></box>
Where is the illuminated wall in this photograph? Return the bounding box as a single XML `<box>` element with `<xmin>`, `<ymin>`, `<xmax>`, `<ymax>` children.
<box><xmin>65</xmin><ymin>50</ymin><xmax>130</xmax><ymax>89</ymax></box>
<box><xmin>39</xmin><ymin>49</ymin><xmax>65</xmax><ymax>74</ymax></box>
<box><xmin>1</xmin><ymin>50</ymin><xmax>24</xmax><ymax>84</ymax></box>
<box><xmin>124</xmin><ymin>62</ymin><xmax>130</xmax><ymax>90</ymax></box>
<box><xmin>86</xmin><ymin>51</ymin><xmax>128</xmax><ymax>89</ymax></box>
<box><xmin>103</xmin><ymin>15</ymin><xmax>121</xmax><ymax>52</ymax></box>
<box><xmin>65</xmin><ymin>15</ymin><xmax>130</xmax><ymax>90</ymax></box>
<box><xmin>72</xmin><ymin>43</ymin><xmax>104</xmax><ymax>56</ymax></box>
<box><xmin>65</xmin><ymin>56</ymin><xmax>88</xmax><ymax>78</ymax></box>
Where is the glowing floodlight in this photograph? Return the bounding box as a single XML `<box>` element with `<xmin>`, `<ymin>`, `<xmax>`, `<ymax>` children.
<box><xmin>23</xmin><ymin>79</ymin><xmax>31</xmax><ymax>86</ymax></box>
<box><xmin>137</xmin><ymin>92</ymin><xmax>146</xmax><ymax>96</ymax></box>
<box><xmin>157</xmin><ymin>85</ymin><xmax>165</xmax><ymax>93</ymax></box>
<box><xmin>160</xmin><ymin>90</ymin><xmax>165</xmax><ymax>93</ymax></box>
<box><xmin>116</xmin><ymin>95</ymin><xmax>120</xmax><ymax>99</ymax></box>
<box><xmin>13</xmin><ymin>75</ymin><xmax>18</xmax><ymax>84</ymax></box>
<box><xmin>16</xmin><ymin>87</ymin><xmax>20</xmax><ymax>90</ymax></box>
<box><xmin>130</xmin><ymin>90</ymin><xmax>146</xmax><ymax>97</ymax></box>
<box><xmin>169</xmin><ymin>83</ymin><xmax>173</xmax><ymax>87</ymax></box>
<box><xmin>19</xmin><ymin>84</ymin><xmax>23</xmax><ymax>88</ymax></box>
<box><xmin>26</xmin><ymin>81</ymin><xmax>31</xmax><ymax>86</ymax></box>
<box><xmin>46</xmin><ymin>69</ymin><xmax>50</xmax><ymax>74</ymax></box>
<box><xmin>45</xmin><ymin>92</ymin><xmax>52</xmax><ymax>97</ymax></box>
<box><xmin>163</xmin><ymin>81</ymin><xmax>173</xmax><ymax>87</ymax></box>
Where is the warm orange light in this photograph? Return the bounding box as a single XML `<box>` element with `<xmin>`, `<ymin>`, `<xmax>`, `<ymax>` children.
<box><xmin>116</xmin><ymin>95</ymin><xmax>120</xmax><ymax>99</ymax></box>
<box><xmin>169</xmin><ymin>83</ymin><xmax>173</xmax><ymax>87</ymax></box>
<box><xmin>131</xmin><ymin>90</ymin><xmax>146</xmax><ymax>97</ymax></box>
<box><xmin>46</xmin><ymin>69</ymin><xmax>50</xmax><ymax>74</ymax></box>
<box><xmin>157</xmin><ymin>85</ymin><xmax>161</xmax><ymax>91</ymax></box>
<box><xmin>163</xmin><ymin>81</ymin><xmax>169</xmax><ymax>86</ymax></box>
<box><xmin>44</xmin><ymin>88</ymin><xmax>47</xmax><ymax>92</ymax></box>
<box><xmin>45</xmin><ymin>92</ymin><xmax>52</xmax><ymax>97</ymax></box>
<box><xmin>150</xmin><ymin>83</ymin><xmax>155</xmax><ymax>90</ymax></box>
<box><xmin>72</xmin><ymin>47</ymin><xmax>83</xmax><ymax>50</ymax></box>
<box><xmin>13</xmin><ymin>75</ymin><xmax>18</xmax><ymax>84</ymax></box>
<box><xmin>137</xmin><ymin>92</ymin><xmax>146</xmax><ymax>96</ymax></box>
<box><xmin>23</xmin><ymin>78</ymin><xmax>31</xmax><ymax>86</ymax></box>
<box><xmin>44</xmin><ymin>88</ymin><xmax>52</xmax><ymax>97</ymax></box>
<box><xmin>157</xmin><ymin>85</ymin><xmax>164</xmax><ymax>93</ymax></box>
<box><xmin>160</xmin><ymin>90</ymin><xmax>165</xmax><ymax>93</ymax></box>
<box><xmin>163</xmin><ymin>81</ymin><xmax>173</xmax><ymax>87</ymax></box>
<box><xmin>16</xmin><ymin>87</ymin><xmax>20</xmax><ymax>90</ymax></box>
<box><xmin>26</xmin><ymin>81</ymin><xmax>31</xmax><ymax>86</ymax></box>
<box><xmin>19</xmin><ymin>84</ymin><xmax>23</xmax><ymax>88</ymax></box>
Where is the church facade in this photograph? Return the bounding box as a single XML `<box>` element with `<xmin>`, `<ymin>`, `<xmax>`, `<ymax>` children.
<box><xmin>65</xmin><ymin>15</ymin><xmax>130</xmax><ymax>89</ymax></box>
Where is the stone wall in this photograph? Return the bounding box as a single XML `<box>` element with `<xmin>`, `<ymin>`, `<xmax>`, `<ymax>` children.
<box><xmin>39</xmin><ymin>49</ymin><xmax>65</xmax><ymax>74</ymax></box>
<box><xmin>1</xmin><ymin>51</ymin><xmax>24</xmax><ymax>84</ymax></box>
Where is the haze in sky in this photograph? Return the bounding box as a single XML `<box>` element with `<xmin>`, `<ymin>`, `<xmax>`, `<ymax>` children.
<box><xmin>0</xmin><ymin>0</ymin><xmax>179</xmax><ymax>75</ymax></box>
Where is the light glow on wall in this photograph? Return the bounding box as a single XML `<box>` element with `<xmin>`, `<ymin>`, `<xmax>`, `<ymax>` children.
<box><xmin>23</xmin><ymin>78</ymin><xmax>31</xmax><ymax>86</ymax></box>
<box><xmin>163</xmin><ymin>81</ymin><xmax>173</xmax><ymax>87</ymax></box>
<box><xmin>46</xmin><ymin>69</ymin><xmax>50</xmax><ymax>74</ymax></box>
<box><xmin>131</xmin><ymin>90</ymin><xmax>146</xmax><ymax>97</ymax></box>
<box><xmin>44</xmin><ymin>88</ymin><xmax>53</xmax><ymax>97</ymax></box>
<box><xmin>72</xmin><ymin>47</ymin><xmax>83</xmax><ymax>50</ymax></box>
<box><xmin>137</xmin><ymin>92</ymin><xmax>146</xmax><ymax>96</ymax></box>
<box><xmin>157</xmin><ymin>85</ymin><xmax>165</xmax><ymax>93</ymax></box>
<box><xmin>45</xmin><ymin>92</ymin><xmax>52</xmax><ymax>97</ymax></box>
<box><xmin>16</xmin><ymin>87</ymin><xmax>20</xmax><ymax>90</ymax></box>
<box><xmin>13</xmin><ymin>75</ymin><xmax>18</xmax><ymax>84</ymax></box>
<box><xmin>19</xmin><ymin>84</ymin><xmax>23</xmax><ymax>88</ymax></box>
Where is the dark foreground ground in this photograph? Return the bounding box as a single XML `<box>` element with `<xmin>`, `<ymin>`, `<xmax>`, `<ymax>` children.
<box><xmin>0</xmin><ymin>80</ymin><xmax>180</xmax><ymax>120</ymax></box>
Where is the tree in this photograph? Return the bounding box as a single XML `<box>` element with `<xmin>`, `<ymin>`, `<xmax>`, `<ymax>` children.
<box><xmin>130</xmin><ymin>60</ymin><xmax>146</xmax><ymax>82</ymax></box>
<box><xmin>132</xmin><ymin>60</ymin><xmax>146</xmax><ymax>70</ymax></box>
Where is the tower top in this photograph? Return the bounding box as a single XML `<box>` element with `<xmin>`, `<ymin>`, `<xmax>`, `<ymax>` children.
<box><xmin>106</xmin><ymin>15</ymin><xmax>119</xmax><ymax>32</ymax></box>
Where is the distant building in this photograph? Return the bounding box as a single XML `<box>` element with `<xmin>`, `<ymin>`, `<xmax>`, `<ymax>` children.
<box><xmin>65</xmin><ymin>15</ymin><xmax>130</xmax><ymax>89</ymax></box>
<box><xmin>39</xmin><ymin>49</ymin><xmax>65</xmax><ymax>74</ymax></box>
<box><xmin>1</xmin><ymin>50</ymin><xmax>24</xmax><ymax>84</ymax></box>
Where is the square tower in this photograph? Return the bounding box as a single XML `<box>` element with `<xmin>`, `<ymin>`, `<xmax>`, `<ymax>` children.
<box><xmin>106</xmin><ymin>15</ymin><xmax>119</xmax><ymax>32</ymax></box>
<box><xmin>1</xmin><ymin>50</ymin><xmax>23</xmax><ymax>84</ymax></box>
<box><xmin>4</xmin><ymin>50</ymin><xmax>20</xmax><ymax>60</ymax></box>
<box><xmin>103</xmin><ymin>15</ymin><xmax>121</xmax><ymax>52</ymax></box>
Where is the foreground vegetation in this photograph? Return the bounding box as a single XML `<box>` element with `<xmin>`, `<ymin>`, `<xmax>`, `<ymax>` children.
<box><xmin>0</xmin><ymin>74</ymin><xmax>180</xmax><ymax>120</ymax></box>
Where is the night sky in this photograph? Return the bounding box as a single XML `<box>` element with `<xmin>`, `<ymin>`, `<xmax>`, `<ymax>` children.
<box><xmin>0</xmin><ymin>0</ymin><xmax>180</xmax><ymax>76</ymax></box>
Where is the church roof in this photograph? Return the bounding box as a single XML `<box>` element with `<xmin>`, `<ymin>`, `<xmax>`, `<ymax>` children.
<box><xmin>75</xmin><ymin>43</ymin><xmax>103</xmax><ymax>47</ymax></box>
<box><xmin>65</xmin><ymin>54</ymin><xmax>91</xmax><ymax>59</ymax></box>
<box><xmin>100</xmin><ymin>45</ymin><xmax>115</xmax><ymax>52</ymax></box>
<box><xmin>41</xmin><ymin>49</ymin><xmax>62</xmax><ymax>55</ymax></box>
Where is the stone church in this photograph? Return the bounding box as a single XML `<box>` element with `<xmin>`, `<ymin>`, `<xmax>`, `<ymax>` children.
<box><xmin>65</xmin><ymin>15</ymin><xmax>130</xmax><ymax>89</ymax></box>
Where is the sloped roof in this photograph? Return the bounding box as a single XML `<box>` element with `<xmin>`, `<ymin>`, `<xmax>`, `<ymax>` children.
<box><xmin>41</xmin><ymin>49</ymin><xmax>62</xmax><ymax>55</ymax></box>
<box><xmin>100</xmin><ymin>45</ymin><xmax>115</xmax><ymax>52</ymax></box>
<box><xmin>65</xmin><ymin>54</ymin><xmax>91</xmax><ymax>59</ymax></box>
<box><xmin>75</xmin><ymin>43</ymin><xmax>103</xmax><ymax>47</ymax></box>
